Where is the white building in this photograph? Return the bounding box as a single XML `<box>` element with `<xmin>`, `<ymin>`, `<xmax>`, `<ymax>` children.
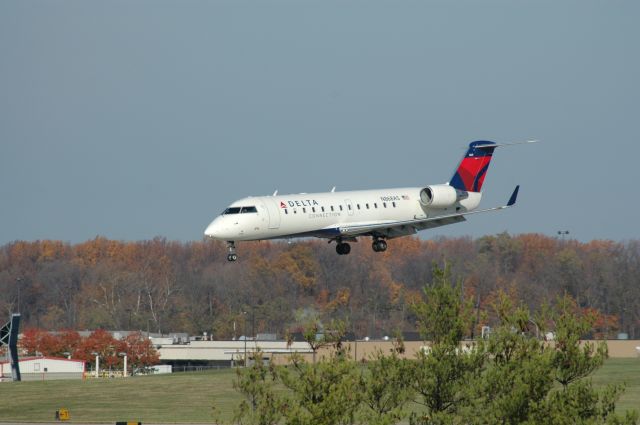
<box><xmin>156</xmin><ymin>339</ymin><xmax>313</xmax><ymax>367</ymax></box>
<box><xmin>0</xmin><ymin>356</ymin><xmax>85</xmax><ymax>381</ymax></box>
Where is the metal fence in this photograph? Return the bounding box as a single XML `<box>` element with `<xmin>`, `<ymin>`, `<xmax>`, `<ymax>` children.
<box><xmin>171</xmin><ymin>365</ymin><xmax>231</xmax><ymax>373</ymax></box>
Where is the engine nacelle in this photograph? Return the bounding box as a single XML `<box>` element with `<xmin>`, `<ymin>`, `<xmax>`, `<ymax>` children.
<box><xmin>419</xmin><ymin>185</ymin><xmax>459</xmax><ymax>208</ymax></box>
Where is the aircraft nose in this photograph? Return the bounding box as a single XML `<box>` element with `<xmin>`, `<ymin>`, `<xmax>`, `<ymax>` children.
<box><xmin>204</xmin><ymin>219</ymin><xmax>221</xmax><ymax>238</ymax></box>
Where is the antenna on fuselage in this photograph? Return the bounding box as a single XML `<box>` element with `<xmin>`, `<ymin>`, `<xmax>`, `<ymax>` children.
<box><xmin>272</xmin><ymin>190</ymin><xmax>278</xmax><ymax>196</ymax></box>
<box><xmin>331</xmin><ymin>186</ymin><xmax>336</xmax><ymax>192</ymax></box>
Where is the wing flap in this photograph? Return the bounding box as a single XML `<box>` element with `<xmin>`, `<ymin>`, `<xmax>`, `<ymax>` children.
<box><xmin>337</xmin><ymin>215</ymin><xmax>466</xmax><ymax>239</ymax></box>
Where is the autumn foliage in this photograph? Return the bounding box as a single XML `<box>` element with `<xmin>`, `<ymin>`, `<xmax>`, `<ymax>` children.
<box><xmin>1</xmin><ymin>234</ymin><xmax>639</xmax><ymax>339</ymax></box>
<box><xmin>18</xmin><ymin>328</ymin><xmax>159</xmax><ymax>370</ymax></box>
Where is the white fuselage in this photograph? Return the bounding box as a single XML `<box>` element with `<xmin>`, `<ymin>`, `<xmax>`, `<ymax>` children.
<box><xmin>204</xmin><ymin>187</ymin><xmax>481</xmax><ymax>242</ymax></box>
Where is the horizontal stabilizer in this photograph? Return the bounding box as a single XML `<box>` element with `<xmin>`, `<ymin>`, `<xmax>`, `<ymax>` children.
<box><xmin>473</xmin><ymin>140</ymin><xmax>538</xmax><ymax>149</ymax></box>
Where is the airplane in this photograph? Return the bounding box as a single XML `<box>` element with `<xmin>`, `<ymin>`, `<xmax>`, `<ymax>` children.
<box><xmin>205</xmin><ymin>140</ymin><xmax>533</xmax><ymax>261</ymax></box>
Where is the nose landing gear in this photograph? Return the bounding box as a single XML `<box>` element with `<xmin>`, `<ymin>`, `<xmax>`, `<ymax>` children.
<box><xmin>226</xmin><ymin>241</ymin><xmax>238</xmax><ymax>262</ymax></box>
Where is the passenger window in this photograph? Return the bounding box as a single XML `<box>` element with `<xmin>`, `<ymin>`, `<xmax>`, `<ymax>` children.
<box><xmin>312</xmin><ymin>207</ymin><xmax>315</xmax><ymax>213</ymax></box>
<box><xmin>357</xmin><ymin>204</ymin><xmax>360</xmax><ymax>210</ymax></box>
<box><xmin>303</xmin><ymin>207</ymin><xmax>306</xmax><ymax>213</ymax></box>
<box><xmin>321</xmin><ymin>206</ymin><xmax>325</xmax><ymax>212</ymax></box>
<box><xmin>383</xmin><ymin>202</ymin><xmax>387</xmax><ymax>208</ymax></box>
<box><xmin>366</xmin><ymin>203</ymin><xmax>369</xmax><ymax>209</ymax></box>
<box><xmin>339</xmin><ymin>205</ymin><xmax>343</xmax><ymax>211</ymax></box>
<box><xmin>392</xmin><ymin>202</ymin><xmax>396</xmax><ymax>208</ymax></box>
<box><xmin>347</xmin><ymin>205</ymin><xmax>351</xmax><ymax>210</ymax></box>
<box><xmin>284</xmin><ymin>209</ymin><xmax>288</xmax><ymax>215</ymax></box>
<box><xmin>374</xmin><ymin>203</ymin><xmax>378</xmax><ymax>208</ymax></box>
<box><xmin>294</xmin><ymin>209</ymin><xmax>297</xmax><ymax>214</ymax></box>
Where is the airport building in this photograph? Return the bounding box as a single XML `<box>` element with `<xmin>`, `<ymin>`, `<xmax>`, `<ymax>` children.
<box><xmin>0</xmin><ymin>356</ymin><xmax>85</xmax><ymax>381</ymax></box>
<box><xmin>154</xmin><ymin>335</ymin><xmax>314</xmax><ymax>369</ymax></box>
<box><xmin>152</xmin><ymin>335</ymin><xmax>640</xmax><ymax>368</ymax></box>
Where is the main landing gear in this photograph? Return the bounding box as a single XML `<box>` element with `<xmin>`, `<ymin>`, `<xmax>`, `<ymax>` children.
<box><xmin>336</xmin><ymin>242</ymin><xmax>351</xmax><ymax>255</ymax></box>
<box><xmin>372</xmin><ymin>238</ymin><xmax>387</xmax><ymax>253</ymax></box>
<box><xmin>332</xmin><ymin>237</ymin><xmax>386</xmax><ymax>255</ymax></box>
<box><xmin>226</xmin><ymin>241</ymin><xmax>238</xmax><ymax>262</ymax></box>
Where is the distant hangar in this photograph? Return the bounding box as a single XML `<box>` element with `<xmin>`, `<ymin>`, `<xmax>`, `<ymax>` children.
<box><xmin>0</xmin><ymin>356</ymin><xmax>85</xmax><ymax>381</ymax></box>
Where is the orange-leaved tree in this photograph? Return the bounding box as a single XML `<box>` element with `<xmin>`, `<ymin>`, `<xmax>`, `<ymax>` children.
<box><xmin>77</xmin><ymin>329</ymin><xmax>120</xmax><ymax>368</ymax></box>
<box><xmin>122</xmin><ymin>331</ymin><xmax>160</xmax><ymax>374</ymax></box>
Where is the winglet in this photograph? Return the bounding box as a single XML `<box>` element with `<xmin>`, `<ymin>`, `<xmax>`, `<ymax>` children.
<box><xmin>507</xmin><ymin>185</ymin><xmax>520</xmax><ymax>207</ymax></box>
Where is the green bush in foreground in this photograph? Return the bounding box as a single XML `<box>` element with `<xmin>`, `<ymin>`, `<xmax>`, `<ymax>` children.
<box><xmin>231</xmin><ymin>265</ymin><xmax>639</xmax><ymax>425</ymax></box>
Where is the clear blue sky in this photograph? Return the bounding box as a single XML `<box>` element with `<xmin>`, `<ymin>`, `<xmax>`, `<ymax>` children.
<box><xmin>1</xmin><ymin>0</ymin><xmax>638</xmax><ymax>244</ymax></box>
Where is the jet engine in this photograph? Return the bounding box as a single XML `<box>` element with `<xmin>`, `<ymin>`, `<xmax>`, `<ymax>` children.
<box><xmin>419</xmin><ymin>185</ymin><xmax>459</xmax><ymax>208</ymax></box>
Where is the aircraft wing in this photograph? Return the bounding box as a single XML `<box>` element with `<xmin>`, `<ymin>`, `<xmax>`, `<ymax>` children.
<box><xmin>334</xmin><ymin>185</ymin><xmax>520</xmax><ymax>239</ymax></box>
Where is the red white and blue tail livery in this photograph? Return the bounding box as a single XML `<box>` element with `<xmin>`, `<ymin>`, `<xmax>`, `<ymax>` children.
<box><xmin>450</xmin><ymin>141</ymin><xmax>497</xmax><ymax>192</ymax></box>
<box><xmin>205</xmin><ymin>140</ymin><xmax>534</xmax><ymax>261</ymax></box>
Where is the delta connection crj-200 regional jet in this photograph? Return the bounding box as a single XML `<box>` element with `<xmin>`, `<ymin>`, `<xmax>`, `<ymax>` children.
<box><xmin>205</xmin><ymin>140</ymin><xmax>535</xmax><ymax>261</ymax></box>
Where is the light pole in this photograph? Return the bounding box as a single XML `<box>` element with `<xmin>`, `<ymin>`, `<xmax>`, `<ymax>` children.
<box><xmin>91</xmin><ymin>352</ymin><xmax>99</xmax><ymax>378</ymax></box>
<box><xmin>15</xmin><ymin>277</ymin><xmax>22</xmax><ymax>314</ymax></box>
<box><xmin>252</xmin><ymin>305</ymin><xmax>256</xmax><ymax>340</ymax></box>
<box><xmin>242</xmin><ymin>311</ymin><xmax>248</xmax><ymax>367</ymax></box>
<box><xmin>118</xmin><ymin>352</ymin><xmax>128</xmax><ymax>377</ymax></box>
<box><xmin>557</xmin><ymin>230</ymin><xmax>570</xmax><ymax>241</ymax></box>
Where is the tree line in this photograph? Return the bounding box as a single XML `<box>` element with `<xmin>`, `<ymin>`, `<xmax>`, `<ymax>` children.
<box><xmin>0</xmin><ymin>233</ymin><xmax>638</xmax><ymax>338</ymax></box>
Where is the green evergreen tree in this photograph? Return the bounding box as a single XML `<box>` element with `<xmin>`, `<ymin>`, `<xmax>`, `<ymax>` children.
<box><xmin>465</xmin><ymin>292</ymin><xmax>554</xmax><ymax>424</ymax></box>
<box><xmin>358</xmin><ymin>343</ymin><xmax>413</xmax><ymax>425</ymax></box>
<box><xmin>232</xmin><ymin>349</ymin><xmax>284</xmax><ymax>425</ymax></box>
<box><xmin>277</xmin><ymin>350</ymin><xmax>361</xmax><ymax>425</ymax></box>
<box><xmin>409</xmin><ymin>263</ymin><xmax>483</xmax><ymax>425</ymax></box>
<box><xmin>231</xmin><ymin>268</ymin><xmax>638</xmax><ymax>425</ymax></box>
<box><xmin>527</xmin><ymin>295</ymin><xmax>638</xmax><ymax>425</ymax></box>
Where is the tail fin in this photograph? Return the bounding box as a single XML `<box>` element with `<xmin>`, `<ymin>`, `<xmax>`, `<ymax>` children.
<box><xmin>449</xmin><ymin>141</ymin><xmax>497</xmax><ymax>192</ymax></box>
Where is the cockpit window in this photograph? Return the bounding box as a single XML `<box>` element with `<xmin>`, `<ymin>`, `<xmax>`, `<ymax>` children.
<box><xmin>222</xmin><ymin>207</ymin><xmax>241</xmax><ymax>215</ymax></box>
<box><xmin>222</xmin><ymin>206</ymin><xmax>258</xmax><ymax>215</ymax></box>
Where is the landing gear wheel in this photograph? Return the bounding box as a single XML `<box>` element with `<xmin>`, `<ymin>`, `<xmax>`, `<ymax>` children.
<box><xmin>226</xmin><ymin>241</ymin><xmax>237</xmax><ymax>262</ymax></box>
<box><xmin>372</xmin><ymin>239</ymin><xmax>387</xmax><ymax>252</ymax></box>
<box><xmin>336</xmin><ymin>242</ymin><xmax>351</xmax><ymax>255</ymax></box>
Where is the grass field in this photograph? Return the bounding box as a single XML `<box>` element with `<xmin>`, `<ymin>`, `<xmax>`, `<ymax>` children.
<box><xmin>0</xmin><ymin>359</ymin><xmax>638</xmax><ymax>423</ymax></box>
<box><xmin>592</xmin><ymin>359</ymin><xmax>640</xmax><ymax>413</ymax></box>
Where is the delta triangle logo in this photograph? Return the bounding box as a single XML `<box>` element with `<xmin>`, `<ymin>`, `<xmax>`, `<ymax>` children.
<box><xmin>280</xmin><ymin>202</ymin><xmax>286</xmax><ymax>208</ymax></box>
